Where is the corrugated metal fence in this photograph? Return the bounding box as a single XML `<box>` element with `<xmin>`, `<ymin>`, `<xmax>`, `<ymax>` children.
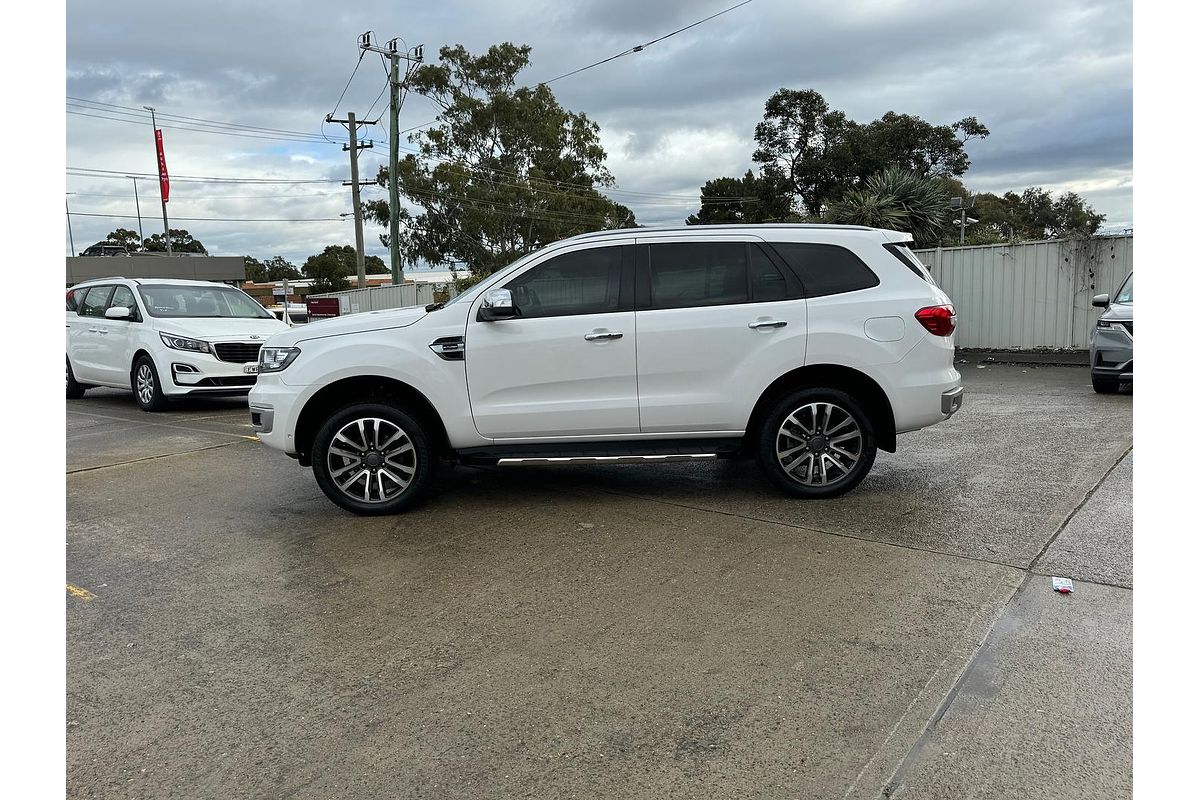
<box><xmin>308</xmin><ymin>282</ymin><xmax>443</xmax><ymax>315</ymax></box>
<box><xmin>913</xmin><ymin>235</ymin><xmax>1133</xmax><ymax>350</ymax></box>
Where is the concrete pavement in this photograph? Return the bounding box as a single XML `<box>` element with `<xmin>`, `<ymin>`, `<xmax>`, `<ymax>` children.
<box><xmin>65</xmin><ymin>365</ymin><xmax>1132</xmax><ymax>799</ymax></box>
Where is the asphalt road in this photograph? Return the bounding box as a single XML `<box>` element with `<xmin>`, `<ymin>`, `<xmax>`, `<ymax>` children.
<box><xmin>65</xmin><ymin>364</ymin><xmax>1132</xmax><ymax>799</ymax></box>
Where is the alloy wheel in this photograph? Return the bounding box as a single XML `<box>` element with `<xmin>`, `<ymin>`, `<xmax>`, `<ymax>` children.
<box><xmin>775</xmin><ymin>401</ymin><xmax>863</xmax><ymax>487</ymax></box>
<box><xmin>326</xmin><ymin>417</ymin><xmax>417</xmax><ymax>504</ymax></box>
<box><xmin>136</xmin><ymin>364</ymin><xmax>155</xmax><ymax>405</ymax></box>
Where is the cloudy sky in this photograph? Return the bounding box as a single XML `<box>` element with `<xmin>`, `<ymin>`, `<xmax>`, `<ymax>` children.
<box><xmin>65</xmin><ymin>0</ymin><xmax>1132</xmax><ymax>264</ymax></box>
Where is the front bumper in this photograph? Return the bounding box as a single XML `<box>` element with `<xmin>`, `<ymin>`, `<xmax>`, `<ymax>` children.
<box><xmin>163</xmin><ymin>350</ymin><xmax>260</xmax><ymax>396</ymax></box>
<box><xmin>248</xmin><ymin>374</ymin><xmax>304</xmax><ymax>456</ymax></box>
<box><xmin>1090</xmin><ymin>325</ymin><xmax>1133</xmax><ymax>382</ymax></box>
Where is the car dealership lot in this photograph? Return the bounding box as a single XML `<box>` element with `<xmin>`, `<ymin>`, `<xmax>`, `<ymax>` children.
<box><xmin>66</xmin><ymin>365</ymin><xmax>1131</xmax><ymax>799</ymax></box>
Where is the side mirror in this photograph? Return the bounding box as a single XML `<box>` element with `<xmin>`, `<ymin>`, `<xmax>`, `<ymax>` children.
<box><xmin>1092</xmin><ymin>293</ymin><xmax>1110</xmax><ymax>309</ymax></box>
<box><xmin>478</xmin><ymin>288</ymin><xmax>517</xmax><ymax>321</ymax></box>
<box><xmin>105</xmin><ymin>306</ymin><xmax>132</xmax><ymax>320</ymax></box>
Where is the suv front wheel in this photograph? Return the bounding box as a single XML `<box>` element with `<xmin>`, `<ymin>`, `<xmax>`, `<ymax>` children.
<box><xmin>757</xmin><ymin>387</ymin><xmax>877</xmax><ymax>498</ymax></box>
<box><xmin>311</xmin><ymin>402</ymin><xmax>436</xmax><ymax>515</ymax></box>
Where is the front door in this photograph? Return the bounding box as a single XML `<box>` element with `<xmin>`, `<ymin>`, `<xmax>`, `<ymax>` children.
<box><xmin>70</xmin><ymin>285</ymin><xmax>115</xmax><ymax>383</ymax></box>
<box><xmin>465</xmin><ymin>243</ymin><xmax>638</xmax><ymax>440</ymax></box>
<box><xmin>92</xmin><ymin>284</ymin><xmax>141</xmax><ymax>386</ymax></box>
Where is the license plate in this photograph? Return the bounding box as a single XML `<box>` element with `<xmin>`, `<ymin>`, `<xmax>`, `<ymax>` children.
<box><xmin>243</xmin><ymin>364</ymin><xmax>260</xmax><ymax>374</ymax></box>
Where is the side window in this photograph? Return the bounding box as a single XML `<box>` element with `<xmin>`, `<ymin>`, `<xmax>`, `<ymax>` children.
<box><xmin>109</xmin><ymin>286</ymin><xmax>139</xmax><ymax>320</ymax></box>
<box><xmin>769</xmin><ymin>243</ymin><xmax>880</xmax><ymax>298</ymax></box>
<box><xmin>78</xmin><ymin>286</ymin><xmax>114</xmax><ymax>318</ymax></box>
<box><xmin>648</xmin><ymin>242</ymin><xmax>748</xmax><ymax>309</ymax></box>
<box><xmin>66</xmin><ymin>288</ymin><xmax>81</xmax><ymax>312</ymax></box>
<box><xmin>504</xmin><ymin>246</ymin><xmax>622</xmax><ymax>318</ymax></box>
<box><xmin>749</xmin><ymin>245</ymin><xmax>789</xmax><ymax>302</ymax></box>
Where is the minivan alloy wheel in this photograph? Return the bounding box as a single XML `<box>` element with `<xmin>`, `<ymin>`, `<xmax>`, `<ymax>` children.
<box><xmin>326</xmin><ymin>417</ymin><xmax>417</xmax><ymax>503</ymax></box>
<box><xmin>135</xmin><ymin>363</ymin><xmax>155</xmax><ymax>406</ymax></box>
<box><xmin>775</xmin><ymin>401</ymin><xmax>863</xmax><ymax>486</ymax></box>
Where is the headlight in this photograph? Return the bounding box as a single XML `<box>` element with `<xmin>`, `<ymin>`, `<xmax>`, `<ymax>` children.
<box><xmin>259</xmin><ymin>346</ymin><xmax>301</xmax><ymax>373</ymax></box>
<box><xmin>1096</xmin><ymin>320</ymin><xmax>1114</xmax><ymax>328</ymax></box>
<box><xmin>160</xmin><ymin>333</ymin><xmax>211</xmax><ymax>353</ymax></box>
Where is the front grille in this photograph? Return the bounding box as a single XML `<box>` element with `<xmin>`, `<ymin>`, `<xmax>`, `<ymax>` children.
<box><xmin>1120</xmin><ymin>321</ymin><xmax>1132</xmax><ymax>337</ymax></box>
<box><xmin>214</xmin><ymin>342</ymin><xmax>263</xmax><ymax>363</ymax></box>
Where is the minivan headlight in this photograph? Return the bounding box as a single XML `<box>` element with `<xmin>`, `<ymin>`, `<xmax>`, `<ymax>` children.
<box><xmin>160</xmin><ymin>333</ymin><xmax>211</xmax><ymax>353</ymax></box>
<box><xmin>259</xmin><ymin>347</ymin><xmax>301</xmax><ymax>373</ymax></box>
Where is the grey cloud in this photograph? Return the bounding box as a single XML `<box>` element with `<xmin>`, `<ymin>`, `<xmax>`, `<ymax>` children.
<box><xmin>65</xmin><ymin>0</ymin><xmax>1132</xmax><ymax>258</ymax></box>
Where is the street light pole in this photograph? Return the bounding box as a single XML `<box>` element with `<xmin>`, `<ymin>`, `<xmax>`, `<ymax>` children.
<box><xmin>127</xmin><ymin>175</ymin><xmax>144</xmax><ymax>243</ymax></box>
<box><xmin>143</xmin><ymin>106</ymin><xmax>172</xmax><ymax>255</ymax></box>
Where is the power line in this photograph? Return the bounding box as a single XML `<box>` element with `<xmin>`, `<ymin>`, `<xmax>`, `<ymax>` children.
<box><xmin>539</xmin><ymin>0</ymin><xmax>755</xmax><ymax>85</ymax></box>
<box><xmin>67</xmin><ymin>107</ymin><xmax>349</xmax><ymax>147</ymax></box>
<box><xmin>68</xmin><ymin>212</ymin><xmax>348</xmax><ymax>223</ymax></box>
<box><xmin>68</xmin><ymin>167</ymin><xmax>346</xmax><ymax>184</ymax></box>
<box><xmin>67</xmin><ymin>96</ymin><xmax>348</xmax><ymax>141</ymax></box>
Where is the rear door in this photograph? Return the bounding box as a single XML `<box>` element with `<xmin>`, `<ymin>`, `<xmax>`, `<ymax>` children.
<box><xmin>71</xmin><ymin>285</ymin><xmax>115</xmax><ymax>382</ymax></box>
<box><xmin>465</xmin><ymin>243</ymin><xmax>639</xmax><ymax>439</ymax></box>
<box><xmin>634</xmin><ymin>238</ymin><xmax>807</xmax><ymax>433</ymax></box>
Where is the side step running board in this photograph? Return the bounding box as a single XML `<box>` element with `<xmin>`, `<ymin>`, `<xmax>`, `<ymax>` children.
<box><xmin>497</xmin><ymin>453</ymin><xmax>719</xmax><ymax>466</ymax></box>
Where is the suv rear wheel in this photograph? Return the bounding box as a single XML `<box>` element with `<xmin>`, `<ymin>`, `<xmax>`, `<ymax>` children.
<box><xmin>757</xmin><ymin>387</ymin><xmax>877</xmax><ymax>498</ymax></box>
<box><xmin>311</xmin><ymin>402</ymin><xmax>436</xmax><ymax>515</ymax></box>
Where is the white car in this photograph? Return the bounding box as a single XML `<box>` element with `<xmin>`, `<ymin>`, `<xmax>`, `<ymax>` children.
<box><xmin>66</xmin><ymin>277</ymin><xmax>290</xmax><ymax>411</ymax></box>
<box><xmin>250</xmin><ymin>224</ymin><xmax>963</xmax><ymax>515</ymax></box>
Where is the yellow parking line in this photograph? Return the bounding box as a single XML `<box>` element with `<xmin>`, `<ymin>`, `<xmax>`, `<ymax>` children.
<box><xmin>241</xmin><ymin>435</ymin><xmax>260</xmax><ymax>442</ymax></box>
<box><xmin>66</xmin><ymin>584</ymin><xmax>95</xmax><ymax>601</ymax></box>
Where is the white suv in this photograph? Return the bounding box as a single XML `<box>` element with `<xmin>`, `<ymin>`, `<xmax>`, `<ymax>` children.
<box><xmin>66</xmin><ymin>277</ymin><xmax>290</xmax><ymax>411</ymax></box>
<box><xmin>250</xmin><ymin>225</ymin><xmax>963</xmax><ymax>515</ymax></box>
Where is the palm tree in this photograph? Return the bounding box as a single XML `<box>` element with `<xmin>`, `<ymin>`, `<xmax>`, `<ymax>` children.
<box><xmin>831</xmin><ymin>168</ymin><xmax>949</xmax><ymax>246</ymax></box>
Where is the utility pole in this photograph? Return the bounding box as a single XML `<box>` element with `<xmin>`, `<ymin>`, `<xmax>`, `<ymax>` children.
<box><xmin>143</xmin><ymin>106</ymin><xmax>172</xmax><ymax>255</ymax></box>
<box><xmin>66</xmin><ymin>198</ymin><xmax>76</xmax><ymax>257</ymax></box>
<box><xmin>360</xmin><ymin>33</ymin><xmax>423</xmax><ymax>285</ymax></box>
<box><xmin>127</xmin><ymin>175</ymin><xmax>144</xmax><ymax>242</ymax></box>
<box><xmin>328</xmin><ymin>111</ymin><xmax>374</xmax><ymax>288</ymax></box>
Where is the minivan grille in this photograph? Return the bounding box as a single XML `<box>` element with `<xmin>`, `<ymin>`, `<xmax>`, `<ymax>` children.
<box><xmin>214</xmin><ymin>342</ymin><xmax>263</xmax><ymax>363</ymax></box>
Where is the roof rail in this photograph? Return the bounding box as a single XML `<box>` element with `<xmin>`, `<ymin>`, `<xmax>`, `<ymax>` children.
<box><xmin>564</xmin><ymin>223</ymin><xmax>884</xmax><ymax>242</ymax></box>
<box><xmin>74</xmin><ymin>276</ymin><xmax>132</xmax><ymax>284</ymax></box>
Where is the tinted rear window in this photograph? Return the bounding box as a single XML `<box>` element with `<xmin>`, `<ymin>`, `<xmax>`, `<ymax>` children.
<box><xmin>648</xmin><ymin>242</ymin><xmax>749</xmax><ymax>309</ymax></box>
<box><xmin>884</xmin><ymin>243</ymin><xmax>933</xmax><ymax>283</ymax></box>
<box><xmin>768</xmin><ymin>243</ymin><xmax>880</xmax><ymax>298</ymax></box>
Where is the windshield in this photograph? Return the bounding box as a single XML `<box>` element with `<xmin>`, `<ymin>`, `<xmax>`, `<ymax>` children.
<box><xmin>137</xmin><ymin>285</ymin><xmax>273</xmax><ymax>319</ymax></box>
<box><xmin>1115</xmin><ymin>273</ymin><xmax>1132</xmax><ymax>304</ymax></box>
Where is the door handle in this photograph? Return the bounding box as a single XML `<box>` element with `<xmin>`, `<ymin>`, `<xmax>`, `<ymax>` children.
<box><xmin>584</xmin><ymin>330</ymin><xmax>623</xmax><ymax>341</ymax></box>
<box><xmin>97</xmin><ymin>329</ymin><xmax>109</xmax><ymax>335</ymax></box>
<box><xmin>748</xmin><ymin>320</ymin><xmax>787</xmax><ymax>329</ymax></box>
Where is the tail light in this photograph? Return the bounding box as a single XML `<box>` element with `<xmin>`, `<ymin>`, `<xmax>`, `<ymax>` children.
<box><xmin>915</xmin><ymin>304</ymin><xmax>956</xmax><ymax>336</ymax></box>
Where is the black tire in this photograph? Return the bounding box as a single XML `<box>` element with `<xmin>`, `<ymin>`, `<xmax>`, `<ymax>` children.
<box><xmin>132</xmin><ymin>355</ymin><xmax>169</xmax><ymax>412</ymax></box>
<box><xmin>1091</xmin><ymin>372</ymin><xmax>1120</xmax><ymax>394</ymax></box>
<box><xmin>311</xmin><ymin>401</ymin><xmax>436</xmax><ymax>516</ymax></box>
<box><xmin>66</xmin><ymin>356</ymin><xmax>87</xmax><ymax>400</ymax></box>
<box><xmin>756</xmin><ymin>386</ymin><xmax>877</xmax><ymax>499</ymax></box>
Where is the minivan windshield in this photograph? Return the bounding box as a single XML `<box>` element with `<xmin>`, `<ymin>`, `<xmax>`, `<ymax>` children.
<box><xmin>137</xmin><ymin>285</ymin><xmax>273</xmax><ymax>319</ymax></box>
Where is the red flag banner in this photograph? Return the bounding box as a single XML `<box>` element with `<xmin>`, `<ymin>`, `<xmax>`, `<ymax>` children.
<box><xmin>155</xmin><ymin>129</ymin><xmax>170</xmax><ymax>203</ymax></box>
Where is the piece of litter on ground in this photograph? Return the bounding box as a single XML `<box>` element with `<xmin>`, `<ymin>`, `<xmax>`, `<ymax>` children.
<box><xmin>1052</xmin><ymin>577</ymin><xmax>1074</xmax><ymax>594</ymax></box>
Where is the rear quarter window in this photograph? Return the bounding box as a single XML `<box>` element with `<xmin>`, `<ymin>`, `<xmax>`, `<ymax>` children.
<box><xmin>768</xmin><ymin>242</ymin><xmax>880</xmax><ymax>298</ymax></box>
<box><xmin>66</xmin><ymin>288</ymin><xmax>81</xmax><ymax>312</ymax></box>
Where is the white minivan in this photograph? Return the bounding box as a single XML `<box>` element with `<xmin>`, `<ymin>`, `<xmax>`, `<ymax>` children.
<box><xmin>66</xmin><ymin>277</ymin><xmax>290</xmax><ymax>411</ymax></box>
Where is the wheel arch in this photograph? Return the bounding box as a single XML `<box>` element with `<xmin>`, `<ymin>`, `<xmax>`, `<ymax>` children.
<box><xmin>746</xmin><ymin>364</ymin><xmax>897</xmax><ymax>453</ymax></box>
<box><xmin>294</xmin><ymin>375</ymin><xmax>450</xmax><ymax>465</ymax></box>
<box><xmin>130</xmin><ymin>348</ymin><xmax>156</xmax><ymax>384</ymax></box>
